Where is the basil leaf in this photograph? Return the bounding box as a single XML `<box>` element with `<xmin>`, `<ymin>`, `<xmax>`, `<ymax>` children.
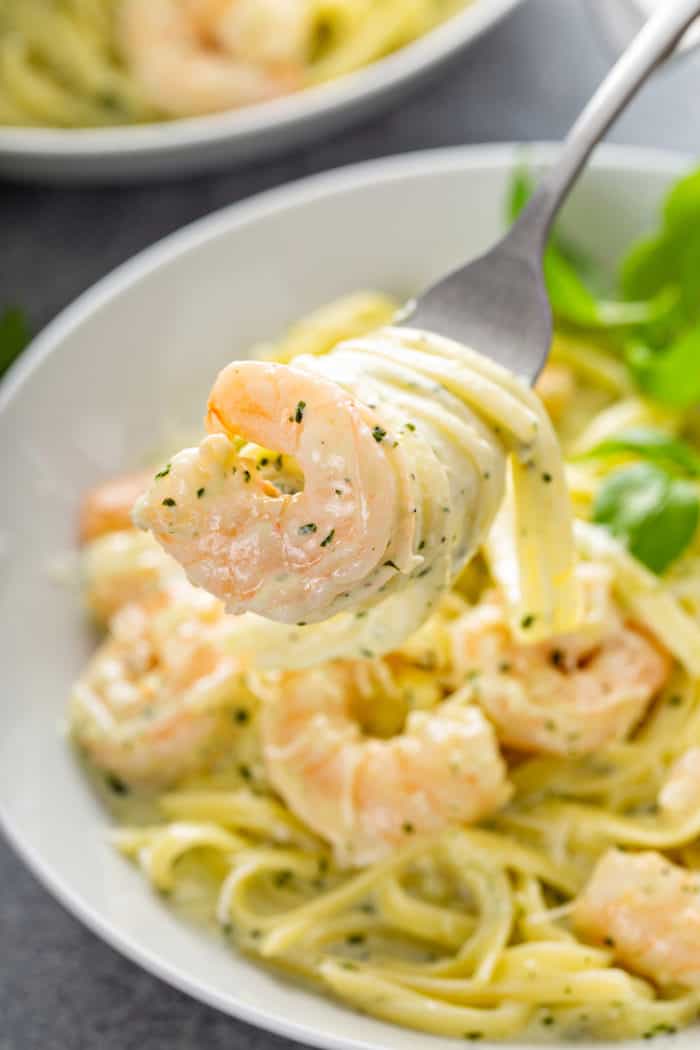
<box><xmin>593</xmin><ymin>463</ymin><xmax>699</xmax><ymax>574</ymax></box>
<box><xmin>507</xmin><ymin>167</ymin><xmax>657</xmax><ymax>329</ymax></box>
<box><xmin>0</xmin><ymin>307</ymin><xmax>30</xmax><ymax>378</ymax></box>
<box><xmin>621</xmin><ymin>167</ymin><xmax>700</xmax><ymax>326</ymax></box>
<box><xmin>507</xmin><ymin>164</ymin><xmax>533</xmax><ymax>225</ymax></box>
<box><xmin>581</xmin><ymin>428</ymin><xmax>700</xmax><ymax>477</ymax></box>
<box><xmin>626</xmin><ymin>323</ymin><xmax>700</xmax><ymax>409</ymax></box>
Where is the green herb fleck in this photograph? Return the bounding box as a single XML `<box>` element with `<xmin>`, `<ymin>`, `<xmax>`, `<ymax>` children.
<box><xmin>372</xmin><ymin>426</ymin><xmax>387</xmax><ymax>443</ymax></box>
<box><xmin>106</xmin><ymin>773</ymin><xmax>129</xmax><ymax>796</ymax></box>
<box><xmin>521</xmin><ymin>613</ymin><xmax>535</xmax><ymax>629</ymax></box>
<box><xmin>197</xmin><ymin>487</ymin><xmax>205</xmax><ymax>499</ymax></box>
<box><xmin>299</xmin><ymin>523</ymin><xmax>318</xmax><ymax>535</ymax></box>
<box><xmin>402</xmin><ymin>821</ymin><xmax>415</xmax><ymax>834</ymax></box>
<box><xmin>320</xmin><ymin>529</ymin><xmax>335</xmax><ymax>547</ymax></box>
<box><xmin>162</xmin><ymin>497</ymin><xmax>176</xmax><ymax>507</ymax></box>
<box><xmin>243</xmin><ymin>469</ymin><xmax>251</xmax><ymax>483</ymax></box>
<box><xmin>233</xmin><ymin>708</ymin><xmax>250</xmax><ymax>725</ymax></box>
<box><xmin>154</xmin><ymin>464</ymin><xmax>171</xmax><ymax>480</ymax></box>
<box><xmin>294</xmin><ymin>400</ymin><xmax>306</xmax><ymax>423</ymax></box>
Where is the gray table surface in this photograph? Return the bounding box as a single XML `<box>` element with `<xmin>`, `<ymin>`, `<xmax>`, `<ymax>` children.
<box><xmin>1</xmin><ymin>1</ymin><xmax>699</xmax><ymax>1047</ymax></box>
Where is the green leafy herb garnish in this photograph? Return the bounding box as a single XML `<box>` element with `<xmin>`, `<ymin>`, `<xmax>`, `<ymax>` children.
<box><xmin>162</xmin><ymin>497</ymin><xmax>176</xmax><ymax>507</ymax></box>
<box><xmin>581</xmin><ymin>427</ymin><xmax>700</xmax><ymax>477</ymax></box>
<box><xmin>154</xmin><ymin>464</ymin><xmax>171</xmax><ymax>480</ymax></box>
<box><xmin>320</xmin><ymin>529</ymin><xmax>335</xmax><ymax>547</ymax></box>
<box><xmin>627</xmin><ymin>324</ymin><xmax>700</xmax><ymax>408</ymax></box>
<box><xmin>294</xmin><ymin>400</ymin><xmax>306</xmax><ymax>423</ymax></box>
<box><xmin>593</xmin><ymin>462</ymin><xmax>699</xmax><ymax>574</ymax></box>
<box><xmin>299</xmin><ymin>523</ymin><xmax>317</xmax><ymax>534</ymax></box>
<box><xmin>372</xmin><ymin>426</ymin><xmax>387</xmax><ymax>443</ymax></box>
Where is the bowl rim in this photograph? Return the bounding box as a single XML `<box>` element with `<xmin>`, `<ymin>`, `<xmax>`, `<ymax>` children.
<box><xmin>0</xmin><ymin>141</ymin><xmax>693</xmax><ymax>1050</ymax></box>
<box><xmin>0</xmin><ymin>0</ymin><xmax>523</xmax><ymax>159</ymax></box>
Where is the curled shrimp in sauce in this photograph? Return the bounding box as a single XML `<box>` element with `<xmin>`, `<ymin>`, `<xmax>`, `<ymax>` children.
<box><xmin>574</xmin><ymin>849</ymin><xmax>700</xmax><ymax>988</ymax></box>
<box><xmin>70</xmin><ymin>581</ymin><xmax>245</xmax><ymax>789</ymax></box>
<box><xmin>451</xmin><ymin>563</ymin><xmax>671</xmax><ymax>756</ymax></box>
<box><xmin>255</xmin><ymin>663</ymin><xmax>512</xmax><ymax>867</ymax></box>
<box><xmin>119</xmin><ymin>0</ymin><xmax>308</xmax><ymax>117</ymax></box>
<box><xmin>134</xmin><ymin>361</ymin><xmax>418</xmax><ymax>626</ymax></box>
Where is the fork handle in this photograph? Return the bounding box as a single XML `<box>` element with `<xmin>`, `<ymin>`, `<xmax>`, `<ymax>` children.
<box><xmin>511</xmin><ymin>0</ymin><xmax>700</xmax><ymax>251</ymax></box>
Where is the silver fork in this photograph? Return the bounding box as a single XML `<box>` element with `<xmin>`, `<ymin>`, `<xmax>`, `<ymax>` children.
<box><xmin>399</xmin><ymin>0</ymin><xmax>700</xmax><ymax>382</ymax></box>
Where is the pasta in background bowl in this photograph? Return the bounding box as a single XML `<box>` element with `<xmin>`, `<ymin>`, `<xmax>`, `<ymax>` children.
<box><xmin>0</xmin><ymin>0</ymin><xmax>524</xmax><ymax>181</ymax></box>
<box><xmin>0</xmin><ymin>143</ymin><xmax>698</xmax><ymax>1049</ymax></box>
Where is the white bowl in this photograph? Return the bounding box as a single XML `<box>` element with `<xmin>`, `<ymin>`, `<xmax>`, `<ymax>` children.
<box><xmin>0</xmin><ymin>143</ymin><xmax>692</xmax><ymax>1050</ymax></box>
<box><xmin>0</xmin><ymin>0</ymin><xmax>523</xmax><ymax>183</ymax></box>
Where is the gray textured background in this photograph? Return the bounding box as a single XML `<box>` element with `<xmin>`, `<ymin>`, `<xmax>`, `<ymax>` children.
<box><xmin>1</xmin><ymin>1</ymin><xmax>699</xmax><ymax>1048</ymax></box>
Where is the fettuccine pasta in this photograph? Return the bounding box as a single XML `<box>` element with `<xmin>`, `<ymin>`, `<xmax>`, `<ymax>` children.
<box><xmin>70</xmin><ymin>281</ymin><xmax>700</xmax><ymax>1042</ymax></box>
<box><xmin>0</xmin><ymin>0</ymin><xmax>470</xmax><ymax>127</ymax></box>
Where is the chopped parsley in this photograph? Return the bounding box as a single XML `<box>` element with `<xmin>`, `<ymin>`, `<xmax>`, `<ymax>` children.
<box><xmin>162</xmin><ymin>497</ymin><xmax>176</xmax><ymax>507</ymax></box>
<box><xmin>197</xmin><ymin>487</ymin><xmax>205</xmax><ymax>499</ymax></box>
<box><xmin>402</xmin><ymin>821</ymin><xmax>415</xmax><ymax>834</ymax></box>
<box><xmin>320</xmin><ymin>529</ymin><xmax>335</xmax><ymax>547</ymax></box>
<box><xmin>243</xmin><ymin>469</ymin><xmax>251</xmax><ymax>483</ymax></box>
<box><xmin>294</xmin><ymin>400</ymin><xmax>306</xmax><ymax>423</ymax></box>
<box><xmin>299</xmin><ymin>523</ymin><xmax>318</xmax><ymax>534</ymax></box>
<box><xmin>105</xmin><ymin>773</ymin><xmax>129</xmax><ymax>795</ymax></box>
<box><xmin>521</xmin><ymin>613</ymin><xmax>536</xmax><ymax>629</ymax></box>
<box><xmin>154</xmin><ymin>464</ymin><xmax>171</xmax><ymax>480</ymax></box>
<box><xmin>346</xmin><ymin>933</ymin><xmax>366</xmax><ymax>945</ymax></box>
<box><xmin>372</xmin><ymin>426</ymin><xmax>387</xmax><ymax>443</ymax></box>
<box><xmin>233</xmin><ymin>708</ymin><xmax>250</xmax><ymax>724</ymax></box>
<box><xmin>542</xmin><ymin>472</ymin><xmax>552</xmax><ymax>483</ymax></box>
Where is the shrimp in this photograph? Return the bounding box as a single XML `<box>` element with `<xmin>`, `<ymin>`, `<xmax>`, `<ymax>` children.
<box><xmin>659</xmin><ymin>747</ymin><xmax>700</xmax><ymax>817</ymax></box>
<box><xmin>119</xmin><ymin>0</ymin><xmax>308</xmax><ymax>118</ymax></box>
<box><xmin>71</xmin><ymin>581</ymin><xmax>245</xmax><ymax>789</ymax></box>
<box><xmin>451</xmin><ymin>563</ymin><xmax>671</xmax><ymax>756</ymax></box>
<box><xmin>79</xmin><ymin>469</ymin><xmax>152</xmax><ymax>545</ymax></box>
<box><xmin>573</xmin><ymin>848</ymin><xmax>700</xmax><ymax>988</ymax></box>
<box><xmin>256</xmin><ymin>664</ymin><xmax>512</xmax><ymax>867</ymax></box>
<box><xmin>133</xmin><ymin>361</ymin><xmax>417</xmax><ymax>626</ymax></box>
